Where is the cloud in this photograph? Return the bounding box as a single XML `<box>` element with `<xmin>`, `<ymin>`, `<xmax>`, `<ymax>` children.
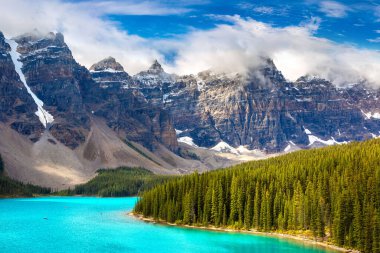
<box><xmin>0</xmin><ymin>0</ymin><xmax>380</xmax><ymax>87</ymax></box>
<box><xmin>375</xmin><ymin>6</ymin><xmax>380</xmax><ymax>21</ymax></box>
<box><xmin>0</xmin><ymin>0</ymin><xmax>177</xmax><ymax>74</ymax></box>
<box><xmin>253</xmin><ymin>6</ymin><xmax>274</xmax><ymax>15</ymax></box>
<box><xmin>76</xmin><ymin>0</ymin><xmax>191</xmax><ymax>16</ymax></box>
<box><xmin>237</xmin><ymin>3</ymin><xmax>288</xmax><ymax>16</ymax></box>
<box><xmin>319</xmin><ymin>1</ymin><xmax>350</xmax><ymax>18</ymax></box>
<box><xmin>368</xmin><ymin>37</ymin><xmax>380</xmax><ymax>43</ymax></box>
<box><xmin>163</xmin><ymin>15</ymin><xmax>380</xmax><ymax>87</ymax></box>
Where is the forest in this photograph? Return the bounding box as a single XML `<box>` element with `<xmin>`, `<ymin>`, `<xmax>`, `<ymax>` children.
<box><xmin>60</xmin><ymin>167</ymin><xmax>174</xmax><ymax>197</ymax></box>
<box><xmin>134</xmin><ymin>139</ymin><xmax>380</xmax><ymax>253</ymax></box>
<box><xmin>0</xmin><ymin>154</ymin><xmax>51</xmax><ymax>197</ymax></box>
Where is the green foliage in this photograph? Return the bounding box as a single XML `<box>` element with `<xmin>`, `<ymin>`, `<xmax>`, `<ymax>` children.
<box><xmin>0</xmin><ymin>154</ymin><xmax>3</xmax><ymax>174</ymax></box>
<box><xmin>178</xmin><ymin>148</ymin><xmax>200</xmax><ymax>160</ymax></box>
<box><xmin>0</xmin><ymin>153</ymin><xmax>51</xmax><ymax>197</ymax></box>
<box><xmin>60</xmin><ymin>167</ymin><xmax>173</xmax><ymax>197</ymax></box>
<box><xmin>0</xmin><ymin>176</ymin><xmax>51</xmax><ymax>197</ymax></box>
<box><xmin>134</xmin><ymin>139</ymin><xmax>380</xmax><ymax>253</ymax></box>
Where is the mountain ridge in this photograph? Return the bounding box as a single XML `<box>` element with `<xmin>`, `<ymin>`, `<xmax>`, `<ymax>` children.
<box><xmin>0</xmin><ymin>31</ymin><xmax>379</xmax><ymax>188</ymax></box>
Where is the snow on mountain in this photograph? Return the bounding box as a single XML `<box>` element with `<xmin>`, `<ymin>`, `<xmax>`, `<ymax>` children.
<box><xmin>361</xmin><ymin>110</ymin><xmax>380</xmax><ymax>120</ymax></box>
<box><xmin>134</xmin><ymin>60</ymin><xmax>176</xmax><ymax>85</ymax></box>
<box><xmin>6</xmin><ymin>39</ymin><xmax>54</xmax><ymax>128</ymax></box>
<box><xmin>283</xmin><ymin>141</ymin><xmax>300</xmax><ymax>152</ymax></box>
<box><xmin>90</xmin><ymin>68</ymin><xmax>124</xmax><ymax>73</ymax></box>
<box><xmin>178</xmin><ymin>136</ymin><xmax>198</xmax><ymax>147</ymax></box>
<box><xmin>211</xmin><ymin>141</ymin><xmax>239</xmax><ymax>154</ymax></box>
<box><xmin>304</xmin><ymin>128</ymin><xmax>347</xmax><ymax>146</ymax></box>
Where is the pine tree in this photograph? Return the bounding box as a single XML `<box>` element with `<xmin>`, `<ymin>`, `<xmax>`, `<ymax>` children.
<box><xmin>134</xmin><ymin>139</ymin><xmax>380</xmax><ymax>252</ymax></box>
<box><xmin>0</xmin><ymin>154</ymin><xmax>3</xmax><ymax>174</ymax></box>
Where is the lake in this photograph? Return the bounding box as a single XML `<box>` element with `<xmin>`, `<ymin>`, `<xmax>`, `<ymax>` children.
<box><xmin>0</xmin><ymin>197</ymin><xmax>338</xmax><ymax>253</ymax></box>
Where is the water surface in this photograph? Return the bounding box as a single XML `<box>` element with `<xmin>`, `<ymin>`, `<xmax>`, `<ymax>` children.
<box><xmin>0</xmin><ymin>197</ymin><xmax>337</xmax><ymax>253</ymax></box>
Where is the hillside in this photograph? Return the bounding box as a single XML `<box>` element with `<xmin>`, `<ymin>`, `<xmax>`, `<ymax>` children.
<box><xmin>134</xmin><ymin>139</ymin><xmax>380</xmax><ymax>252</ymax></box>
<box><xmin>60</xmin><ymin>167</ymin><xmax>174</xmax><ymax>197</ymax></box>
<box><xmin>0</xmin><ymin>154</ymin><xmax>51</xmax><ymax>197</ymax></box>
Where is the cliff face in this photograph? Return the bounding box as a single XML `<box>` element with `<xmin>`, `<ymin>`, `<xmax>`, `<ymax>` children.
<box><xmin>12</xmin><ymin>32</ymin><xmax>90</xmax><ymax>148</ymax></box>
<box><xmin>88</xmin><ymin>57</ymin><xmax>178</xmax><ymax>152</ymax></box>
<box><xmin>133</xmin><ymin>59</ymin><xmax>380</xmax><ymax>152</ymax></box>
<box><xmin>4</xmin><ymin>32</ymin><xmax>178</xmax><ymax>152</ymax></box>
<box><xmin>0</xmin><ymin>32</ymin><xmax>185</xmax><ymax>189</ymax></box>
<box><xmin>0</xmin><ymin>32</ymin><xmax>44</xmax><ymax>141</ymax></box>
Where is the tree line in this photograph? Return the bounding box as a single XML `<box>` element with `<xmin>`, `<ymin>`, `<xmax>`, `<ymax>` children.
<box><xmin>59</xmin><ymin>167</ymin><xmax>174</xmax><ymax>197</ymax></box>
<box><xmin>134</xmin><ymin>139</ymin><xmax>380</xmax><ymax>253</ymax></box>
<box><xmin>0</xmin><ymin>154</ymin><xmax>51</xmax><ymax>197</ymax></box>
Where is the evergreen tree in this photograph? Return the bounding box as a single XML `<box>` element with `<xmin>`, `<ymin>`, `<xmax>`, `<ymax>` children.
<box><xmin>134</xmin><ymin>139</ymin><xmax>380</xmax><ymax>252</ymax></box>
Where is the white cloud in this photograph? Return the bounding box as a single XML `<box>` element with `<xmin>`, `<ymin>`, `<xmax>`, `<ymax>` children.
<box><xmin>319</xmin><ymin>1</ymin><xmax>350</xmax><ymax>18</ymax></box>
<box><xmin>253</xmin><ymin>6</ymin><xmax>274</xmax><ymax>15</ymax></box>
<box><xmin>163</xmin><ymin>15</ymin><xmax>380</xmax><ymax>87</ymax></box>
<box><xmin>0</xmin><ymin>0</ymin><xmax>185</xmax><ymax>74</ymax></box>
<box><xmin>368</xmin><ymin>37</ymin><xmax>380</xmax><ymax>43</ymax></box>
<box><xmin>376</xmin><ymin>6</ymin><xmax>380</xmax><ymax>21</ymax></box>
<box><xmin>77</xmin><ymin>0</ymin><xmax>191</xmax><ymax>16</ymax></box>
<box><xmin>0</xmin><ymin>1</ymin><xmax>380</xmax><ymax>87</ymax></box>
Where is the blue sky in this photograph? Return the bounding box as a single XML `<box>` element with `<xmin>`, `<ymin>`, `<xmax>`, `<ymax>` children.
<box><xmin>1</xmin><ymin>0</ymin><xmax>380</xmax><ymax>85</ymax></box>
<box><xmin>100</xmin><ymin>0</ymin><xmax>380</xmax><ymax>49</ymax></box>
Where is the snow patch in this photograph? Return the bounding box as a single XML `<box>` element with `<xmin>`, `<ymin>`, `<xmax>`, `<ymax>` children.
<box><xmin>284</xmin><ymin>141</ymin><xmax>299</xmax><ymax>152</ymax></box>
<box><xmin>7</xmin><ymin>39</ymin><xmax>54</xmax><ymax>128</ymax></box>
<box><xmin>361</xmin><ymin>110</ymin><xmax>380</xmax><ymax>120</ymax></box>
<box><xmin>304</xmin><ymin>128</ymin><xmax>347</xmax><ymax>146</ymax></box>
<box><xmin>178</xmin><ymin>136</ymin><xmax>198</xmax><ymax>147</ymax></box>
<box><xmin>175</xmin><ymin>129</ymin><xmax>183</xmax><ymax>135</ymax></box>
<box><xmin>211</xmin><ymin>141</ymin><xmax>239</xmax><ymax>155</ymax></box>
<box><xmin>304</xmin><ymin>128</ymin><xmax>312</xmax><ymax>135</ymax></box>
<box><xmin>90</xmin><ymin>68</ymin><xmax>123</xmax><ymax>73</ymax></box>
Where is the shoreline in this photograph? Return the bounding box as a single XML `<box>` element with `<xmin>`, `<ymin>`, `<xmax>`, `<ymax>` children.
<box><xmin>128</xmin><ymin>212</ymin><xmax>359</xmax><ymax>253</ymax></box>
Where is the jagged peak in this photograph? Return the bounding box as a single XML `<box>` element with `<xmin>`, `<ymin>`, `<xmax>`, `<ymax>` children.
<box><xmin>14</xmin><ymin>30</ymin><xmax>65</xmax><ymax>44</ymax></box>
<box><xmin>296</xmin><ymin>75</ymin><xmax>329</xmax><ymax>83</ymax></box>
<box><xmin>90</xmin><ymin>56</ymin><xmax>125</xmax><ymax>72</ymax></box>
<box><xmin>147</xmin><ymin>59</ymin><xmax>164</xmax><ymax>73</ymax></box>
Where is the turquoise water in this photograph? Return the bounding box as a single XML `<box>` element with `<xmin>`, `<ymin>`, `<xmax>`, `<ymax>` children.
<box><xmin>0</xmin><ymin>197</ymin><xmax>337</xmax><ymax>253</ymax></box>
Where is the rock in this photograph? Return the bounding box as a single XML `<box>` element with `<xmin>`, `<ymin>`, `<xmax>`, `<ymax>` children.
<box><xmin>87</xmin><ymin>57</ymin><xmax>178</xmax><ymax>152</ymax></box>
<box><xmin>133</xmin><ymin>59</ymin><xmax>380</xmax><ymax>152</ymax></box>
<box><xmin>13</xmin><ymin>31</ymin><xmax>90</xmax><ymax>148</ymax></box>
<box><xmin>0</xmin><ymin>31</ymin><xmax>44</xmax><ymax>141</ymax></box>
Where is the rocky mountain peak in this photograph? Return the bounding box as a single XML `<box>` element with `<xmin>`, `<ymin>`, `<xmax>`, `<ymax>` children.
<box><xmin>14</xmin><ymin>31</ymin><xmax>65</xmax><ymax>46</ymax></box>
<box><xmin>89</xmin><ymin>56</ymin><xmax>125</xmax><ymax>72</ymax></box>
<box><xmin>149</xmin><ymin>59</ymin><xmax>164</xmax><ymax>73</ymax></box>
<box><xmin>134</xmin><ymin>59</ymin><xmax>175</xmax><ymax>85</ymax></box>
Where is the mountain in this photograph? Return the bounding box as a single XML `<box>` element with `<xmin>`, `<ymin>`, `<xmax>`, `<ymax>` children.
<box><xmin>0</xmin><ymin>32</ymin><xmax>222</xmax><ymax>189</ymax></box>
<box><xmin>133</xmin><ymin>59</ymin><xmax>380</xmax><ymax>152</ymax></box>
<box><xmin>0</xmin><ymin>30</ymin><xmax>379</xmax><ymax>189</ymax></box>
<box><xmin>88</xmin><ymin>56</ymin><xmax>178</xmax><ymax>152</ymax></box>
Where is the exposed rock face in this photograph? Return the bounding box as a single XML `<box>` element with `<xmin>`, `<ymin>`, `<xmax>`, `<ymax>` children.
<box><xmin>88</xmin><ymin>58</ymin><xmax>178</xmax><ymax>152</ymax></box>
<box><xmin>0</xmin><ymin>32</ymin><xmax>44</xmax><ymax>141</ymax></box>
<box><xmin>13</xmin><ymin>32</ymin><xmax>90</xmax><ymax>148</ymax></box>
<box><xmin>89</xmin><ymin>57</ymin><xmax>124</xmax><ymax>72</ymax></box>
<box><xmin>133</xmin><ymin>60</ymin><xmax>380</xmax><ymax>152</ymax></box>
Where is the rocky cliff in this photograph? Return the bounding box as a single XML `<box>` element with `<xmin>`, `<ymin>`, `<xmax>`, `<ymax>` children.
<box><xmin>133</xmin><ymin>59</ymin><xmax>380</xmax><ymax>152</ymax></box>
<box><xmin>0</xmin><ymin>32</ymin><xmax>44</xmax><ymax>141</ymax></box>
<box><xmin>88</xmin><ymin>57</ymin><xmax>178</xmax><ymax>152</ymax></box>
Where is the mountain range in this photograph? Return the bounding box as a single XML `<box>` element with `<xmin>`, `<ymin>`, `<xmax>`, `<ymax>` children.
<box><xmin>1</xmin><ymin>31</ymin><xmax>379</xmax><ymax>189</ymax></box>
